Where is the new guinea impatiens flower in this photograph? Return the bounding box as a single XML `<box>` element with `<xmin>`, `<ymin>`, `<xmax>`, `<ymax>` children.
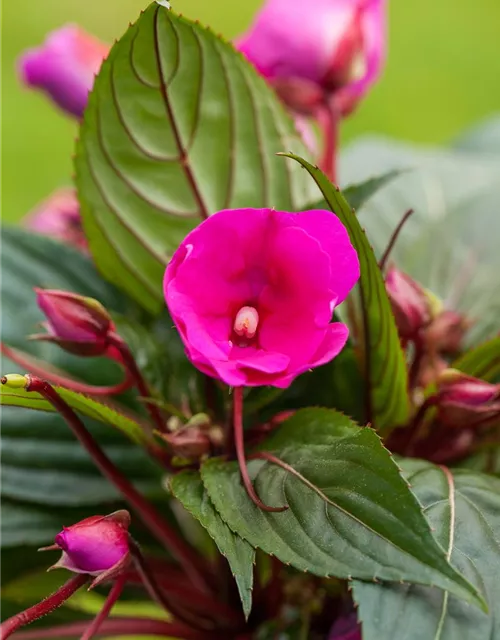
<box><xmin>18</xmin><ymin>25</ymin><xmax>108</xmax><ymax>118</ymax></box>
<box><xmin>40</xmin><ymin>511</ymin><xmax>131</xmax><ymax>587</ymax></box>
<box><xmin>237</xmin><ymin>0</ymin><xmax>386</xmax><ymax>116</ymax></box>
<box><xmin>164</xmin><ymin>208</ymin><xmax>360</xmax><ymax>388</ymax></box>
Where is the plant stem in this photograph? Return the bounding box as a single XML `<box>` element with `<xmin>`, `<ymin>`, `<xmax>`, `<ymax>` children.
<box><xmin>0</xmin><ymin>574</ymin><xmax>88</xmax><ymax>638</ymax></box>
<box><xmin>24</xmin><ymin>376</ymin><xmax>212</xmax><ymax>594</ymax></box>
<box><xmin>107</xmin><ymin>332</ymin><xmax>165</xmax><ymax>432</ymax></box>
<box><xmin>79</xmin><ymin>576</ymin><xmax>127</xmax><ymax>640</ymax></box>
<box><xmin>11</xmin><ymin>617</ymin><xmax>221</xmax><ymax>640</ymax></box>
<box><xmin>1</xmin><ymin>343</ymin><xmax>132</xmax><ymax>396</ymax></box>
<box><xmin>233</xmin><ymin>387</ymin><xmax>288</xmax><ymax>513</ymax></box>
<box><xmin>129</xmin><ymin>540</ymin><xmax>215</xmax><ymax>631</ymax></box>
<box><xmin>317</xmin><ymin>101</ymin><xmax>339</xmax><ymax>184</ymax></box>
<box><xmin>378</xmin><ymin>209</ymin><xmax>414</xmax><ymax>272</ymax></box>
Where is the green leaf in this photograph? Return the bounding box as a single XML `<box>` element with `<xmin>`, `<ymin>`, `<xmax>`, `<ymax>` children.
<box><xmin>452</xmin><ymin>336</ymin><xmax>500</xmax><ymax>382</ymax></box>
<box><xmin>75</xmin><ymin>3</ymin><xmax>316</xmax><ymax>312</ymax></box>
<box><xmin>352</xmin><ymin>460</ymin><xmax>498</xmax><ymax>640</ymax></box>
<box><xmin>308</xmin><ymin>170</ymin><xmax>401</xmax><ymax>212</ymax></box>
<box><xmin>339</xmin><ymin>136</ymin><xmax>500</xmax><ymax>345</ymax></box>
<box><xmin>343</xmin><ymin>171</ymin><xmax>402</xmax><ymax>211</ymax></box>
<box><xmin>201</xmin><ymin>409</ymin><xmax>484</xmax><ymax>610</ymax></box>
<box><xmin>171</xmin><ymin>470</ymin><xmax>255</xmax><ymax>619</ymax></box>
<box><xmin>1</xmin><ymin>380</ymin><xmax>150</xmax><ymax>446</ymax></box>
<box><xmin>455</xmin><ymin>447</ymin><xmax>500</xmax><ymax>477</ymax></box>
<box><xmin>282</xmin><ymin>153</ymin><xmax>410</xmax><ymax>432</ymax></box>
<box><xmin>453</xmin><ymin>116</ymin><xmax>500</xmax><ymax>155</ymax></box>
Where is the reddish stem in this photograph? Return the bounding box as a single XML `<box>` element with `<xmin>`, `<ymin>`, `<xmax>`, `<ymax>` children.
<box><xmin>11</xmin><ymin>618</ymin><xmax>220</xmax><ymax>640</ymax></box>
<box><xmin>1</xmin><ymin>343</ymin><xmax>132</xmax><ymax>396</ymax></box>
<box><xmin>233</xmin><ymin>387</ymin><xmax>288</xmax><ymax>513</ymax></box>
<box><xmin>378</xmin><ymin>209</ymin><xmax>415</xmax><ymax>273</ymax></box>
<box><xmin>24</xmin><ymin>376</ymin><xmax>212</xmax><ymax>594</ymax></box>
<box><xmin>124</xmin><ymin>568</ymin><xmax>241</xmax><ymax>626</ymax></box>
<box><xmin>129</xmin><ymin>540</ymin><xmax>216</xmax><ymax>631</ymax></box>
<box><xmin>317</xmin><ymin>101</ymin><xmax>339</xmax><ymax>184</ymax></box>
<box><xmin>79</xmin><ymin>576</ymin><xmax>126</xmax><ymax>640</ymax></box>
<box><xmin>107</xmin><ymin>332</ymin><xmax>165</xmax><ymax>433</ymax></box>
<box><xmin>1</xmin><ymin>574</ymin><xmax>88</xmax><ymax>638</ymax></box>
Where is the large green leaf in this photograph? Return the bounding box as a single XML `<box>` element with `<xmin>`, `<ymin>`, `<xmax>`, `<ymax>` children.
<box><xmin>339</xmin><ymin>134</ymin><xmax>500</xmax><ymax>345</ymax></box>
<box><xmin>75</xmin><ymin>2</ymin><xmax>315</xmax><ymax>312</ymax></box>
<box><xmin>0</xmin><ymin>380</ymin><xmax>150</xmax><ymax>446</ymax></box>
<box><xmin>452</xmin><ymin>336</ymin><xmax>500</xmax><ymax>382</ymax></box>
<box><xmin>283</xmin><ymin>154</ymin><xmax>410</xmax><ymax>432</ymax></box>
<box><xmin>200</xmin><ymin>409</ymin><xmax>484</xmax><ymax>609</ymax></box>
<box><xmin>171</xmin><ymin>470</ymin><xmax>255</xmax><ymax>619</ymax></box>
<box><xmin>352</xmin><ymin>460</ymin><xmax>499</xmax><ymax>640</ymax></box>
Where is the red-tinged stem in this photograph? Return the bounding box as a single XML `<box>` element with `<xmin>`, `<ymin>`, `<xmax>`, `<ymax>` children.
<box><xmin>1</xmin><ymin>343</ymin><xmax>133</xmax><ymax>396</ymax></box>
<box><xmin>129</xmin><ymin>539</ymin><xmax>215</xmax><ymax>631</ymax></box>
<box><xmin>233</xmin><ymin>387</ymin><xmax>288</xmax><ymax>513</ymax></box>
<box><xmin>124</xmin><ymin>569</ymin><xmax>242</xmax><ymax>627</ymax></box>
<box><xmin>316</xmin><ymin>101</ymin><xmax>339</xmax><ymax>184</ymax></box>
<box><xmin>11</xmin><ymin>617</ymin><xmax>221</xmax><ymax>640</ymax></box>
<box><xmin>378</xmin><ymin>209</ymin><xmax>415</xmax><ymax>273</ymax></box>
<box><xmin>24</xmin><ymin>376</ymin><xmax>212</xmax><ymax>594</ymax></box>
<box><xmin>1</xmin><ymin>574</ymin><xmax>88</xmax><ymax>638</ymax></box>
<box><xmin>107</xmin><ymin>332</ymin><xmax>165</xmax><ymax>433</ymax></box>
<box><xmin>79</xmin><ymin>576</ymin><xmax>126</xmax><ymax>640</ymax></box>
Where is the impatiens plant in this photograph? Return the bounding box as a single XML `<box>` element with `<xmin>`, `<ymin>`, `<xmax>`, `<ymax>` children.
<box><xmin>2</xmin><ymin>2</ymin><xmax>500</xmax><ymax>639</ymax></box>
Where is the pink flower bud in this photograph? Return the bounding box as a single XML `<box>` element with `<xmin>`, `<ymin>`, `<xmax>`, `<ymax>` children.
<box><xmin>436</xmin><ymin>370</ymin><xmax>500</xmax><ymax>430</ymax></box>
<box><xmin>237</xmin><ymin>0</ymin><xmax>386</xmax><ymax>116</ymax></box>
<box><xmin>164</xmin><ymin>208</ymin><xmax>359</xmax><ymax>388</ymax></box>
<box><xmin>32</xmin><ymin>289</ymin><xmax>113</xmax><ymax>356</ymax></box>
<box><xmin>23</xmin><ymin>189</ymin><xmax>87</xmax><ymax>252</ymax></box>
<box><xmin>385</xmin><ymin>267</ymin><xmax>430</xmax><ymax>341</ymax></box>
<box><xmin>425</xmin><ymin>310</ymin><xmax>470</xmax><ymax>355</ymax></box>
<box><xmin>40</xmin><ymin>511</ymin><xmax>131</xmax><ymax>586</ymax></box>
<box><xmin>18</xmin><ymin>25</ymin><xmax>108</xmax><ymax>118</ymax></box>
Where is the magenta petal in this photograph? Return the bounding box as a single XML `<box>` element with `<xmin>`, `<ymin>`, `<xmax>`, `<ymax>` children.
<box><xmin>292</xmin><ymin>209</ymin><xmax>360</xmax><ymax>305</ymax></box>
<box><xmin>309</xmin><ymin>323</ymin><xmax>350</xmax><ymax>369</ymax></box>
<box><xmin>164</xmin><ymin>208</ymin><xmax>359</xmax><ymax>388</ymax></box>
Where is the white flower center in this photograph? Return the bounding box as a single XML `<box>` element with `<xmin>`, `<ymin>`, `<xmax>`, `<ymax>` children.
<box><xmin>233</xmin><ymin>306</ymin><xmax>259</xmax><ymax>340</ymax></box>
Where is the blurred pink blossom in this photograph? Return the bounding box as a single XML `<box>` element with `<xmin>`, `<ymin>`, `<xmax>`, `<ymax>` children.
<box><xmin>23</xmin><ymin>189</ymin><xmax>87</xmax><ymax>251</ymax></box>
<box><xmin>18</xmin><ymin>25</ymin><xmax>108</xmax><ymax>117</ymax></box>
<box><xmin>237</xmin><ymin>0</ymin><xmax>386</xmax><ymax>116</ymax></box>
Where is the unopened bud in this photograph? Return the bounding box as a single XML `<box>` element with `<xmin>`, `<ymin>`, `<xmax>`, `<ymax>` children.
<box><xmin>1</xmin><ymin>374</ymin><xmax>29</xmax><ymax>389</ymax></box>
<box><xmin>32</xmin><ymin>288</ymin><xmax>113</xmax><ymax>356</ymax></box>
<box><xmin>436</xmin><ymin>369</ymin><xmax>500</xmax><ymax>429</ymax></box>
<box><xmin>385</xmin><ymin>267</ymin><xmax>430</xmax><ymax>341</ymax></box>
<box><xmin>425</xmin><ymin>310</ymin><xmax>471</xmax><ymax>355</ymax></box>
<box><xmin>40</xmin><ymin>510</ymin><xmax>131</xmax><ymax>588</ymax></box>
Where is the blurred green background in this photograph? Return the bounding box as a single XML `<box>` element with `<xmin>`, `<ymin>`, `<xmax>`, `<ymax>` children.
<box><xmin>2</xmin><ymin>0</ymin><xmax>500</xmax><ymax>223</ymax></box>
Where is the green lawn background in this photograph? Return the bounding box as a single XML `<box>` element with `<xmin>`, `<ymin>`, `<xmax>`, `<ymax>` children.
<box><xmin>2</xmin><ymin>0</ymin><xmax>500</xmax><ymax>222</ymax></box>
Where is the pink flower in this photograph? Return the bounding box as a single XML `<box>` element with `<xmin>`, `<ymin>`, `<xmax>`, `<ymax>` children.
<box><xmin>18</xmin><ymin>25</ymin><xmax>108</xmax><ymax>118</ymax></box>
<box><xmin>237</xmin><ymin>0</ymin><xmax>386</xmax><ymax>116</ymax></box>
<box><xmin>33</xmin><ymin>289</ymin><xmax>113</xmax><ymax>356</ymax></box>
<box><xmin>164</xmin><ymin>208</ymin><xmax>359</xmax><ymax>388</ymax></box>
<box><xmin>23</xmin><ymin>189</ymin><xmax>87</xmax><ymax>251</ymax></box>
<box><xmin>40</xmin><ymin>511</ymin><xmax>131</xmax><ymax>588</ymax></box>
